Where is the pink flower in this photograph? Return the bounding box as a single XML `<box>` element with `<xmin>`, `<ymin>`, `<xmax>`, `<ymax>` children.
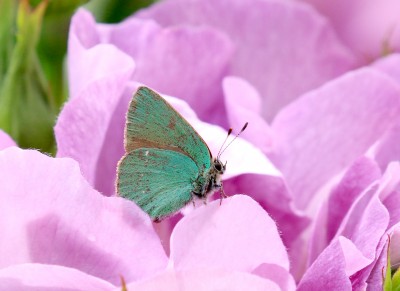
<box><xmin>268</xmin><ymin>53</ymin><xmax>400</xmax><ymax>286</ymax></box>
<box><xmin>56</xmin><ymin>4</ymin><xmax>289</xmax><ymax>256</ymax></box>
<box><xmin>299</xmin><ymin>0</ymin><xmax>400</xmax><ymax>61</ymax></box>
<box><xmin>57</xmin><ymin>0</ymin><xmax>357</xmax><ymax>256</ymax></box>
<box><xmin>50</xmin><ymin>0</ymin><xmax>400</xmax><ymax>289</ymax></box>
<box><xmin>0</xmin><ymin>147</ymin><xmax>293</xmax><ymax>289</ymax></box>
<box><xmin>299</xmin><ymin>160</ymin><xmax>400</xmax><ymax>290</ymax></box>
<box><xmin>132</xmin><ymin>0</ymin><xmax>358</xmax><ymax>123</ymax></box>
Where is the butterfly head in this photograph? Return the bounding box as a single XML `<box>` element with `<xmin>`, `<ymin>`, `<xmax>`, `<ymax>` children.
<box><xmin>213</xmin><ymin>158</ymin><xmax>226</xmax><ymax>175</ymax></box>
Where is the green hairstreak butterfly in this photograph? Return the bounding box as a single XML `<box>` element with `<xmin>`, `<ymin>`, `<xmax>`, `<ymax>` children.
<box><xmin>116</xmin><ymin>86</ymin><xmax>247</xmax><ymax>221</ymax></box>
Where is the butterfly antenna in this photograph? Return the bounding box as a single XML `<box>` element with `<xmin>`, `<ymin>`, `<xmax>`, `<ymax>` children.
<box><xmin>217</xmin><ymin>128</ymin><xmax>233</xmax><ymax>158</ymax></box>
<box><xmin>218</xmin><ymin>122</ymin><xmax>248</xmax><ymax>158</ymax></box>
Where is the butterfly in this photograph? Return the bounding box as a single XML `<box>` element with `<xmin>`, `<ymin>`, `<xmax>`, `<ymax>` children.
<box><xmin>116</xmin><ymin>86</ymin><xmax>247</xmax><ymax>222</ymax></box>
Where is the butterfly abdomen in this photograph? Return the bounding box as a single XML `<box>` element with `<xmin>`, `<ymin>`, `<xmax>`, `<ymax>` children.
<box><xmin>191</xmin><ymin>163</ymin><xmax>223</xmax><ymax>200</ymax></box>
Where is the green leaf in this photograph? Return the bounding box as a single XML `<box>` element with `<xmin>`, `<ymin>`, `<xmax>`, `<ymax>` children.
<box><xmin>392</xmin><ymin>267</ymin><xmax>400</xmax><ymax>291</ymax></box>
<box><xmin>384</xmin><ymin>235</ymin><xmax>393</xmax><ymax>291</ymax></box>
<box><xmin>85</xmin><ymin>0</ymin><xmax>157</xmax><ymax>23</ymax></box>
<box><xmin>0</xmin><ymin>0</ymin><xmax>17</xmax><ymax>81</ymax></box>
<box><xmin>36</xmin><ymin>0</ymin><xmax>89</xmax><ymax>108</ymax></box>
<box><xmin>0</xmin><ymin>0</ymin><xmax>56</xmax><ymax>153</ymax></box>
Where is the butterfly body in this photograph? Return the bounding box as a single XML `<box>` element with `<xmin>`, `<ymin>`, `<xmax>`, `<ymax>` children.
<box><xmin>192</xmin><ymin>158</ymin><xmax>225</xmax><ymax>199</ymax></box>
<box><xmin>117</xmin><ymin>87</ymin><xmax>225</xmax><ymax>221</ymax></box>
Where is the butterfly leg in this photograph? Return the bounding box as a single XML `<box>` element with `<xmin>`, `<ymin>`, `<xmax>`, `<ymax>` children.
<box><xmin>202</xmin><ymin>198</ymin><xmax>207</xmax><ymax>205</ymax></box>
<box><xmin>190</xmin><ymin>192</ymin><xmax>207</xmax><ymax>208</ymax></box>
<box><xmin>219</xmin><ymin>182</ymin><xmax>228</xmax><ymax>205</ymax></box>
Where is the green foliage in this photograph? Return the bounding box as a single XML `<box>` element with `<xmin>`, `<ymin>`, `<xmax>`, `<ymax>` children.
<box><xmin>36</xmin><ymin>0</ymin><xmax>89</xmax><ymax>108</ymax></box>
<box><xmin>0</xmin><ymin>0</ymin><xmax>56</xmax><ymax>153</ymax></box>
<box><xmin>392</xmin><ymin>268</ymin><xmax>400</xmax><ymax>291</ymax></box>
<box><xmin>0</xmin><ymin>0</ymin><xmax>17</xmax><ymax>80</ymax></box>
<box><xmin>85</xmin><ymin>0</ymin><xmax>157</xmax><ymax>23</ymax></box>
<box><xmin>0</xmin><ymin>0</ymin><xmax>88</xmax><ymax>153</ymax></box>
<box><xmin>383</xmin><ymin>236</ymin><xmax>400</xmax><ymax>291</ymax></box>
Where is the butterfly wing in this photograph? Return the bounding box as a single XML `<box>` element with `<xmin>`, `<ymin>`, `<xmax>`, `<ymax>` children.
<box><xmin>125</xmin><ymin>86</ymin><xmax>212</xmax><ymax>170</ymax></box>
<box><xmin>117</xmin><ymin>148</ymin><xmax>198</xmax><ymax>221</ymax></box>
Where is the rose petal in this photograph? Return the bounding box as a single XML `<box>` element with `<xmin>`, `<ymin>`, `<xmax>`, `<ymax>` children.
<box><xmin>307</xmin><ymin>157</ymin><xmax>381</xmax><ymax>265</ymax></box>
<box><xmin>358</xmin><ymin>239</ymin><xmax>388</xmax><ymax>290</ymax></box>
<box><xmin>222</xmin><ymin>174</ymin><xmax>309</xmax><ymax>281</ymax></box>
<box><xmin>334</xmin><ymin>184</ymin><xmax>389</xmax><ymax>261</ymax></box>
<box><xmin>252</xmin><ymin>263</ymin><xmax>296</xmax><ymax>291</ymax></box>
<box><xmin>135</xmin><ymin>26</ymin><xmax>233</xmax><ymax>125</ymax></box>
<box><xmin>222</xmin><ymin>76</ymin><xmax>273</xmax><ymax>152</ymax></box>
<box><xmin>372</xmin><ymin>54</ymin><xmax>400</xmax><ymax>85</ymax></box>
<box><xmin>0</xmin><ymin>263</ymin><xmax>115</xmax><ymax>291</ymax></box>
<box><xmin>68</xmin><ymin>43</ymin><xmax>134</xmax><ymax>101</ymax></box>
<box><xmin>223</xmin><ymin>174</ymin><xmax>309</xmax><ymax>247</ymax></box>
<box><xmin>375</xmin><ymin>162</ymin><xmax>400</xmax><ymax>202</ymax></box>
<box><xmin>307</xmin><ymin>201</ymin><xmax>329</xmax><ymax>266</ymax></box>
<box><xmin>68</xmin><ymin>10</ymin><xmax>135</xmax><ymax>99</ymax></box>
<box><xmin>170</xmin><ymin>195</ymin><xmax>289</xmax><ymax>272</ymax></box>
<box><xmin>307</xmin><ymin>161</ymin><xmax>398</xmax><ymax>287</ymax></box>
<box><xmin>0</xmin><ymin>130</ymin><xmax>16</xmax><ymax>150</ymax></box>
<box><xmin>326</xmin><ymin>156</ymin><xmax>381</xmax><ymax>240</ymax></box>
<box><xmin>107</xmin><ymin>16</ymin><xmax>234</xmax><ymax>125</ymax></box>
<box><xmin>301</xmin><ymin>0</ymin><xmax>400</xmax><ymax>60</ymax></box>
<box><xmin>271</xmin><ymin>68</ymin><xmax>400</xmax><ymax>210</ymax></box>
<box><xmin>137</xmin><ymin>0</ymin><xmax>357</xmax><ymax>121</ymax></box>
<box><xmin>383</xmin><ymin>190</ymin><xmax>400</xmax><ymax>229</ymax></box>
<box><xmin>345</xmin><ymin>162</ymin><xmax>400</xmax><ymax>287</ymax></box>
<box><xmin>298</xmin><ymin>237</ymin><xmax>371</xmax><ymax>290</ymax></box>
<box><xmin>351</xmin><ymin>230</ymin><xmax>390</xmax><ymax>289</ymax></box>
<box><xmin>124</xmin><ymin>269</ymin><xmax>280</xmax><ymax>291</ymax></box>
<box><xmin>105</xmin><ymin>17</ymin><xmax>160</xmax><ymax>58</ymax></box>
<box><xmin>373</xmin><ymin>124</ymin><xmax>400</xmax><ymax>172</ymax></box>
<box><xmin>59</xmin><ymin>9</ymin><xmax>135</xmax><ymax>194</ymax></box>
<box><xmin>69</xmin><ymin>9</ymin><xmax>100</xmax><ymax>49</ymax></box>
<box><xmin>355</xmin><ymin>225</ymin><xmax>400</xmax><ymax>289</ymax></box>
<box><xmin>55</xmin><ymin>67</ymin><xmax>134</xmax><ymax>194</ymax></box>
<box><xmin>0</xmin><ymin>148</ymin><xmax>167</xmax><ymax>285</ymax></box>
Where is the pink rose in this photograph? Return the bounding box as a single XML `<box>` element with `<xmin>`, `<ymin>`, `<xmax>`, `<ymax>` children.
<box><xmin>3</xmin><ymin>0</ymin><xmax>400</xmax><ymax>289</ymax></box>
<box><xmin>300</xmin><ymin>0</ymin><xmax>400</xmax><ymax>61</ymax></box>
<box><xmin>0</xmin><ymin>147</ymin><xmax>293</xmax><ymax>290</ymax></box>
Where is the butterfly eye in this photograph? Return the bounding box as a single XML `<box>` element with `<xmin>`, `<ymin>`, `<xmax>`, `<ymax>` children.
<box><xmin>214</xmin><ymin>163</ymin><xmax>222</xmax><ymax>172</ymax></box>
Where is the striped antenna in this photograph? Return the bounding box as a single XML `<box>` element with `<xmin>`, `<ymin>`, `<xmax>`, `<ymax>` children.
<box><xmin>217</xmin><ymin>127</ymin><xmax>233</xmax><ymax>158</ymax></box>
<box><xmin>218</xmin><ymin>122</ymin><xmax>248</xmax><ymax>158</ymax></box>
